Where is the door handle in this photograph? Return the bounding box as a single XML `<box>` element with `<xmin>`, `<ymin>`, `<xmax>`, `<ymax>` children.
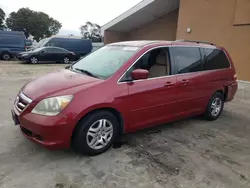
<box><xmin>180</xmin><ymin>79</ymin><xmax>189</xmax><ymax>85</ymax></box>
<box><xmin>164</xmin><ymin>82</ymin><xmax>174</xmax><ymax>87</ymax></box>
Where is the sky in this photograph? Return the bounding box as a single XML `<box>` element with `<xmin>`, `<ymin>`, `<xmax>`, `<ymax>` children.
<box><xmin>0</xmin><ymin>0</ymin><xmax>142</xmax><ymax>35</ymax></box>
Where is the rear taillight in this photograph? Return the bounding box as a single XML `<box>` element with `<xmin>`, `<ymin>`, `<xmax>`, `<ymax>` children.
<box><xmin>233</xmin><ymin>74</ymin><xmax>237</xmax><ymax>81</ymax></box>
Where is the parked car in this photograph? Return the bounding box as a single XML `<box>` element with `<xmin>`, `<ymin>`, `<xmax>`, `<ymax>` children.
<box><xmin>17</xmin><ymin>46</ymin><xmax>75</xmax><ymax>64</ymax></box>
<box><xmin>11</xmin><ymin>40</ymin><xmax>238</xmax><ymax>155</ymax></box>
<box><xmin>0</xmin><ymin>31</ymin><xmax>26</xmax><ymax>60</ymax></box>
<box><xmin>34</xmin><ymin>36</ymin><xmax>92</xmax><ymax>60</ymax></box>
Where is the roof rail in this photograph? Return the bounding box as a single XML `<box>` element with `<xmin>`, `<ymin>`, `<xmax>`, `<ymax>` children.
<box><xmin>175</xmin><ymin>39</ymin><xmax>214</xmax><ymax>45</ymax></box>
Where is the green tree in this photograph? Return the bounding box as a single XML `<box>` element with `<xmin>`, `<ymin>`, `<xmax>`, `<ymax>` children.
<box><xmin>80</xmin><ymin>21</ymin><xmax>103</xmax><ymax>42</ymax></box>
<box><xmin>6</xmin><ymin>8</ymin><xmax>62</xmax><ymax>40</ymax></box>
<box><xmin>0</xmin><ymin>7</ymin><xmax>6</xmax><ymax>29</ymax></box>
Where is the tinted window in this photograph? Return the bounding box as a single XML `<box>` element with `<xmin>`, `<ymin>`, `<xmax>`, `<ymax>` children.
<box><xmin>204</xmin><ymin>48</ymin><xmax>230</xmax><ymax>70</ymax></box>
<box><xmin>0</xmin><ymin>35</ymin><xmax>24</xmax><ymax>45</ymax></box>
<box><xmin>173</xmin><ymin>47</ymin><xmax>202</xmax><ymax>74</ymax></box>
<box><xmin>44</xmin><ymin>48</ymin><xmax>53</xmax><ymax>53</ymax></box>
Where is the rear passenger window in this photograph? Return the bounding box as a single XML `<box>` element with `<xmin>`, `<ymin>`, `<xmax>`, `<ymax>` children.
<box><xmin>173</xmin><ymin>47</ymin><xmax>202</xmax><ymax>74</ymax></box>
<box><xmin>204</xmin><ymin>48</ymin><xmax>230</xmax><ymax>70</ymax></box>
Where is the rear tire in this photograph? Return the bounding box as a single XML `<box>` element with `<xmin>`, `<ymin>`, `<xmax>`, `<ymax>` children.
<box><xmin>72</xmin><ymin>111</ymin><xmax>119</xmax><ymax>156</ymax></box>
<box><xmin>30</xmin><ymin>56</ymin><xmax>39</xmax><ymax>64</ymax></box>
<box><xmin>63</xmin><ymin>56</ymin><xmax>70</xmax><ymax>64</ymax></box>
<box><xmin>204</xmin><ymin>92</ymin><xmax>224</xmax><ymax>121</ymax></box>
<box><xmin>1</xmin><ymin>52</ymin><xmax>11</xmax><ymax>61</ymax></box>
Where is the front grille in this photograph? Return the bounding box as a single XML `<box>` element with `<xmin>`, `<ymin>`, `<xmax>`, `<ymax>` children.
<box><xmin>14</xmin><ymin>92</ymin><xmax>32</xmax><ymax>113</ymax></box>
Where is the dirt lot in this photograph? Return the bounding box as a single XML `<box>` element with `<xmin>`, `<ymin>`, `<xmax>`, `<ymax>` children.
<box><xmin>0</xmin><ymin>61</ymin><xmax>250</xmax><ymax>188</ymax></box>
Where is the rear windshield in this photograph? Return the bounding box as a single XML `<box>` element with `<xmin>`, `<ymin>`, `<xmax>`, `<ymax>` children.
<box><xmin>72</xmin><ymin>46</ymin><xmax>138</xmax><ymax>79</ymax></box>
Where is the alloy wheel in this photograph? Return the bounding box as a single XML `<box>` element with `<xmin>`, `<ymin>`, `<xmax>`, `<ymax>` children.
<box><xmin>211</xmin><ymin>97</ymin><xmax>222</xmax><ymax>116</ymax></box>
<box><xmin>86</xmin><ymin>119</ymin><xmax>113</xmax><ymax>150</ymax></box>
<box><xmin>31</xmin><ymin>57</ymin><xmax>38</xmax><ymax>64</ymax></box>
<box><xmin>64</xmin><ymin>57</ymin><xmax>70</xmax><ymax>64</ymax></box>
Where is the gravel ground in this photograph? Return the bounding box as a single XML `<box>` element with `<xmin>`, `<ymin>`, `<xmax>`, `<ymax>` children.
<box><xmin>0</xmin><ymin>61</ymin><xmax>250</xmax><ymax>188</ymax></box>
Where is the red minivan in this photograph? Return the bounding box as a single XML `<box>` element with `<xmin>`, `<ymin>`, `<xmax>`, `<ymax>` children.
<box><xmin>11</xmin><ymin>40</ymin><xmax>238</xmax><ymax>155</ymax></box>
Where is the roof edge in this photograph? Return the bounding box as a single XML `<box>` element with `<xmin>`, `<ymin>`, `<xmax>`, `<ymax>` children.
<box><xmin>101</xmin><ymin>0</ymin><xmax>155</xmax><ymax>32</ymax></box>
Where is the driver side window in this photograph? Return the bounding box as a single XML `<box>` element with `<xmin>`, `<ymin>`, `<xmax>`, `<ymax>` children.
<box><xmin>120</xmin><ymin>47</ymin><xmax>170</xmax><ymax>82</ymax></box>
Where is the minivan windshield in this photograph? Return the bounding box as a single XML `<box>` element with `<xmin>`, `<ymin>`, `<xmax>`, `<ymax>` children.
<box><xmin>71</xmin><ymin>45</ymin><xmax>138</xmax><ymax>79</ymax></box>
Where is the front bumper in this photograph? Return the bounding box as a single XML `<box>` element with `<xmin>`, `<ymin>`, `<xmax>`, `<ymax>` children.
<box><xmin>12</xmin><ymin>94</ymin><xmax>75</xmax><ymax>150</ymax></box>
<box><xmin>17</xmin><ymin>55</ymin><xmax>30</xmax><ymax>61</ymax></box>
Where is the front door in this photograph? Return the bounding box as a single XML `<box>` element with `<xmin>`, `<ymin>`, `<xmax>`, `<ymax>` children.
<box><xmin>127</xmin><ymin>76</ymin><xmax>177</xmax><ymax>130</ymax></box>
<box><xmin>120</xmin><ymin>47</ymin><xmax>178</xmax><ymax>130</ymax></box>
<box><xmin>39</xmin><ymin>48</ymin><xmax>55</xmax><ymax>62</ymax></box>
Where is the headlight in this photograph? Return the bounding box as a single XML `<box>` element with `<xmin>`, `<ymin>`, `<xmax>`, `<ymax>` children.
<box><xmin>21</xmin><ymin>54</ymin><xmax>29</xmax><ymax>56</ymax></box>
<box><xmin>31</xmin><ymin>95</ymin><xmax>73</xmax><ymax>116</ymax></box>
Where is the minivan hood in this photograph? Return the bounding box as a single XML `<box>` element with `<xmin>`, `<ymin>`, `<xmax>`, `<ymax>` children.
<box><xmin>22</xmin><ymin>69</ymin><xmax>100</xmax><ymax>100</ymax></box>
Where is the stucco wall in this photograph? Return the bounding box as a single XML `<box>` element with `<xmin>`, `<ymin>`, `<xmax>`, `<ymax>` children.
<box><xmin>128</xmin><ymin>9</ymin><xmax>179</xmax><ymax>41</ymax></box>
<box><xmin>104</xmin><ymin>30</ymin><xmax>128</xmax><ymax>44</ymax></box>
<box><xmin>177</xmin><ymin>0</ymin><xmax>250</xmax><ymax>81</ymax></box>
<box><xmin>104</xmin><ymin>9</ymin><xmax>179</xmax><ymax>44</ymax></box>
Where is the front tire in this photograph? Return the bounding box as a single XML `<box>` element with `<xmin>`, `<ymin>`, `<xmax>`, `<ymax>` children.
<box><xmin>204</xmin><ymin>92</ymin><xmax>224</xmax><ymax>121</ymax></box>
<box><xmin>72</xmin><ymin>111</ymin><xmax>119</xmax><ymax>155</ymax></box>
<box><xmin>1</xmin><ymin>52</ymin><xmax>11</xmax><ymax>61</ymax></box>
<box><xmin>30</xmin><ymin>56</ymin><xmax>39</xmax><ymax>64</ymax></box>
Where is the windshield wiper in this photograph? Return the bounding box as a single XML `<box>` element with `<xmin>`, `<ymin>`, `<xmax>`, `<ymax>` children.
<box><xmin>74</xmin><ymin>68</ymin><xmax>99</xmax><ymax>78</ymax></box>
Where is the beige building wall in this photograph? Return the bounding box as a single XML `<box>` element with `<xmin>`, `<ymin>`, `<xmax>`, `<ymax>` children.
<box><xmin>104</xmin><ymin>30</ymin><xmax>128</xmax><ymax>44</ymax></box>
<box><xmin>128</xmin><ymin>10</ymin><xmax>179</xmax><ymax>41</ymax></box>
<box><xmin>177</xmin><ymin>0</ymin><xmax>250</xmax><ymax>81</ymax></box>
<box><xmin>104</xmin><ymin>10</ymin><xmax>179</xmax><ymax>44</ymax></box>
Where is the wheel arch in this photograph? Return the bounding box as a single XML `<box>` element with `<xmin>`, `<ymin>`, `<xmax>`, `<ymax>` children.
<box><xmin>216</xmin><ymin>87</ymin><xmax>227</xmax><ymax>100</ymax></box>
<box><xmin>63</xmin><ymin>56</ymin><xmax>70</xmax><ymax>63</ymax></box>
<box><xmin>1</xmin><ymin>51</ymin><xmax>12</xmax><ymax>59</ymax></box>
<box><xmin>30</xmin><ymin>55</ymin><xmax>39</xmax><ymax>63</ymax></box>
<box><xmin>71</xmin><ymin>107</ymin><xmax>125</xmax><ymax>143</ymax></box>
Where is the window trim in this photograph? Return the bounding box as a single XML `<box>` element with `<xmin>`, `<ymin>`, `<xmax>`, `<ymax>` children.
<box><xmin>117</xmin><ymin>45</ymin><xmax>221</xmax><ymax>84</ymax></box>
<box><xmin>171</xmin><ymin>46</ymin><xmax>203</xmax><ymax>75</ymax></box>
<box><xmin>202</xmin><ymin>48</ymin><xmax>231</xmax><ymax>71</ymax></box>
<box><xmin>117</xmin><ymin>46</ymin><xmax>173</xmax><ymax>84</ymax></box>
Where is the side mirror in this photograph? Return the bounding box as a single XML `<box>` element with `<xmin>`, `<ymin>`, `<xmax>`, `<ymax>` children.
<box><xmin>131</xmin><ymin>69</ymin><xmax>149</xmax><ymax>80</ymax></box>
